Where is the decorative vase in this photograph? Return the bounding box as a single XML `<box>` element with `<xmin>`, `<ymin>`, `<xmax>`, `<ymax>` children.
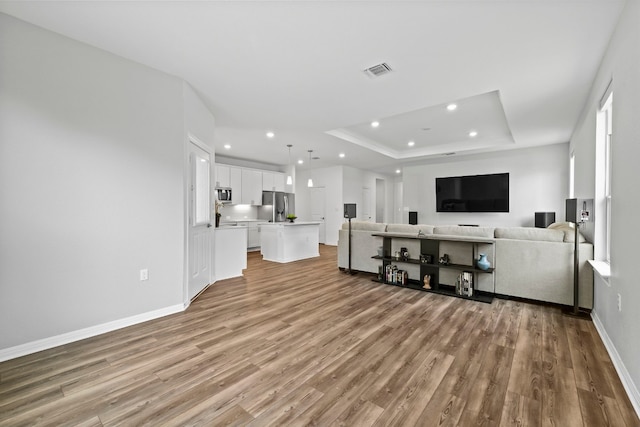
<box><xmin>288</xmin><ymin>219</ymin><xmax>295</xmax><ymax>223</ymax></box>
<box><xmin>477</xmin><ymin>253</ymin><xmax>490</xmax><ymax>270</ymax></box>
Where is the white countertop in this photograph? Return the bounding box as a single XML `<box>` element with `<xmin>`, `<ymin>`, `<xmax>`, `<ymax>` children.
<box><xmin>217</xmin><ymin>224</ymin><xmax>250</xmax><ymax>229</ymax></box>
<box><xmin>260</xmin><ymin>221</ymin><xmax>320</xmax><ymax>226</ymax></box>
<box><xmin>220</xmin><ymin>219</ymin><xmax>266</xmax><ymax>223</ymax></box>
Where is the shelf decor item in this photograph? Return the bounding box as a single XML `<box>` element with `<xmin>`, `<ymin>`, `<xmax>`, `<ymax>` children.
<box><xmin>477</xmin><ymin>253</ymin><xmax>490</xmax><ymax>271</ymax></box>
<box><xmin>439</xmin><ymin>254</ymin><xmax>450</xmax><ymax>265</ymax></box>
<box><xmin>423</xmin><ymin>274</ymin><xmax>431</xmax><ymax>289</ymax></box>
<box><xmin>286</xmin><ymin>214</ymin><xmax>297</xmax><ymax>223</ymax></box>
<box><xmin>421</xmin><ymin>254</ymin><xmax>434</xmax><ymax>264</ymax></box>
<box><xmin>455</xmin><ymin>271</ymin><xmax>474</xmax><ymax>296</ymax></box>
<box><xmin>400</xmin><ymin>247</ymin><xmax>410</xmax><ymax>260</ymax></box>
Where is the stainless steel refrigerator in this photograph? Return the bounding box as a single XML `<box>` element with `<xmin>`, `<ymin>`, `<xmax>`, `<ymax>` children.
<box><xmin>259</xmin><ymin>191</ymin><xmax>295</xmax><ymax>222</ymax></box>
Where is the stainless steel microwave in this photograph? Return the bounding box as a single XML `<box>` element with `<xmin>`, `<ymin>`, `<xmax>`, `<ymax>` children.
<box><xmin>216</xmin><ymin>187</ymin><xmax>232</xmax><ymax>203</ymax></box>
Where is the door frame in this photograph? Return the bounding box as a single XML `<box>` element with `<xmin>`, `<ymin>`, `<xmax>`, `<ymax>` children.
<box><xmin>183</xmin><ymin>133</ymin><xmax>213</xmax><ymax>307</ymax></box>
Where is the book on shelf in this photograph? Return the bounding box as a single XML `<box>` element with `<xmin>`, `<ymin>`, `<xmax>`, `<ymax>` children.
<box><xmin>455</xmin><ymin>271</ymin><xmax>474</xmax><ymax>297</ymax></box>
<box><xmin>384</xmin><ymin>264</ymin><xmax>408</xmax><ymax>285</ymax></box>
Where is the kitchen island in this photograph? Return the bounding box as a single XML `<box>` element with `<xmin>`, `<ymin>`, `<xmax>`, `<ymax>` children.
<box><xmin>259</xmin><ymin>222</ymin><xmax>320</xmax><ymax>263</ymax></box>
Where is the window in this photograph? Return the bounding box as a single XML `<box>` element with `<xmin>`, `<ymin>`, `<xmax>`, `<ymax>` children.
<box><xmin>600</xmin><ymin>91</ymin><xmax>613</xmax><ymax>262</ymax></box>
<box><xmin>192</xmin><ymin>153</ymin><xmax>211</xmax><ymax>226</ymax></box>
<box><xmin>569</xmin><ymin>152</ymin><xmax>575</xmax><ymax>198</ymax></box>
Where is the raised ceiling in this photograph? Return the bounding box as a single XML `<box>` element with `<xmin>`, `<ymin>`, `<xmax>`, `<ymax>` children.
<box><xmin>0</xmin><ymin>1</ymin><xmax>626</xmax><ymax>174</ymax></box>
<box><xmin>328</xmin><ymin>90</ymin><xmax>514</xmax><ymax>159</ymax></box>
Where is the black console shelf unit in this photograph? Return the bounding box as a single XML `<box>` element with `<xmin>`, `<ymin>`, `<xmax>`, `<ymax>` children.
<box><xmin>372</xmin><ymin>232</ymin><xmax>496</xmax><ymax>304</ymax></box>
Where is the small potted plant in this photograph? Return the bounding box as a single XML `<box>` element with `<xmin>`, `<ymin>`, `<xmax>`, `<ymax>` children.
<box><xmin>286</xmin><ymin>213</ymin><xmax>297</xmax><ymax>223</ymax></box>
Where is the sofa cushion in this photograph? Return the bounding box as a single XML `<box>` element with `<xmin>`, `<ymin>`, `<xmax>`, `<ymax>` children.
<box><xmin>341</xmin><ymin>221</ymin><xmax>387</xmax><ymax>232</ymax></box>
<box><xmin>386</xmin><ymin>224</ymin><xmax>434</xmax><ymax>234</ymax></box>
<box><xmin>548</xmin><ymin>222</ymin><xmax>586</xmax><ymax>243</ymax></box>
<box><xmin>434</xmin><ymin>225</ymin><xmax>495</xmax><ymax>238</ymax></box>
<box><xmin>495</xmin><ymin>227</ymin><xmax>565</xmax><ymax>242</ymax></box>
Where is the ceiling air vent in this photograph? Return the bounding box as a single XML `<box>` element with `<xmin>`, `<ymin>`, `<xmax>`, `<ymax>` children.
<box><xmin>363</xmin><ymin>62</ymin><xmax>393</xmax><ymax>78</ymax></box>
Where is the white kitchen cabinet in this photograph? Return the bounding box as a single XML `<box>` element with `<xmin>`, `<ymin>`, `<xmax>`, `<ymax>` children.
<box><xmin>273</xmin><ymin>173</ymin><xmax>286</xmax><ymax>192</ymax></box>
<box><xmin>241</xmin><ymin>169</ymin><xmax>262</xmax><ymax>205</ymax></box>
<box><xmin>262</xmin><ymin>172</ymin><xmax>275</xmax><ymax>191</ymax></box>
<box><xmin>229</xmin><ymin>166</ymin><xmax>242</xmax><ymax>204</ymax></box>
<box><xmin>248</xmin><ymin>222</ymin><xmax>261</xmax><ymax>249</ymax></box>
<box><xmin>262</xmin><ymin>171</ymin><xmax>286</xmax><ymax>192</ymax></box>
<box><xmin>216</xmin><ymin>164</ymin><xmax>230</xmax><ymax>188</ymax></box>
<box><xmin>235</xmin><ymin>221</ymin><xmax>266</xmax><ymax>250</ymax></box>
<box><xmin>216</xmin><ymin>163</ymin><xmax>284</xmax><ymax>205</ymax></box>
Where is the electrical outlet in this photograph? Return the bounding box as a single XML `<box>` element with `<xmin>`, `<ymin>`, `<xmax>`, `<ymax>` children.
<box><xmin>140</xmin><ymin>269</ymin><xmax>149</xmax><ymax>281</ymax></box>
<box><xmin>617</xmin><ymin>293</ymin><xmax>622</xmax><ymax>312</ymax></box>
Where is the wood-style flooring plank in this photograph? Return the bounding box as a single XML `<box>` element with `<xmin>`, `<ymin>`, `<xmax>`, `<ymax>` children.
<box><xmin>1</xmin><ymin>245</ymin><xmax>638</xmax><ymax>426</ymax></box>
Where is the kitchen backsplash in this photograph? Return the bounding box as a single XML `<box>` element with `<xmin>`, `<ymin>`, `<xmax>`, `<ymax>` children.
<box><xmin>220</xmin><ymin>205</ymin><xmax>258</xmax><ymax>221</ymax></box>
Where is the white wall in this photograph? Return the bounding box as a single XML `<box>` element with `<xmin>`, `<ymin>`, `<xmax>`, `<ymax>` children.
<box><xmin>296</xmin><ymin>166</ymin><xmax>343</xmax><ymax>245</ymax></box>
<box><xmin>296</xmin><ymin>166</ymin><xmax>395</xmax><ymax>245</ymax></box>
<box><xmin>343</xmin><ymin>166</ymin><xmax>365</xmax><ymax>220</ymax></box>
<box><xmin>570</xmin><ymin>0</ymin><xmax>640</xmax><ymax>413</ymax></box>
<box><xmin>361</xmin><ymin>170</ymin><xmax>395</xmax><ymax>224</ymax></box>
<box><xmin>214</xmin><ymin>155</ymin><xmax>285</xmax><ymax>173</ymax></box>
<box><xmin>394</xmin><ymin>176</ymin><xmax>403</xmax><ymax>223</ymax></box>
<box><xmin>0</xmin><ymin>14</ymin><xmax>214</xmax><ymax>356</ymax></box>
<box><xmin>402</xmin><ymin>144</ymin><xmax>569</xmax><ymax>227</ymax></box>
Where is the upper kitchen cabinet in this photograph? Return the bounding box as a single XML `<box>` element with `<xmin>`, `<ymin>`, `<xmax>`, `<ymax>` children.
<box><xmin>262</xmin><ymin>171</ymin><xmax>286</xmax><ymax>192</ymax></box>
<box><xmin>229</xmin><ymin>166</ymin><xmax>242</xmax><ymax>203</ymax></box>
<box><xmin>216</xmin><ymin>164</ymin><xmax>230</xmax><ymax>188</ymax></box>
<box><xmin>241</xmin><ymin>169</ymin><xmax>262</xmax><ymax>205</ymax></box>
<box><xmin>274</xmin><ymin>173</ymin><xmax>286</xmax><ymax>192</ymax></box>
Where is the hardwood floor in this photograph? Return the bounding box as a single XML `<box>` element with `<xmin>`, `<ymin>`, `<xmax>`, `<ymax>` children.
<box><xmin>1</xmin><ymin>245</ymin><xmax>638</xmax><ymax>426</ymax></box>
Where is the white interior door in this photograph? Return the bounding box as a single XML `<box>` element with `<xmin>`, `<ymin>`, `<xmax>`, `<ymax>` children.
<box><xmin>188</xmin><ymin>142</ymin><xmax>212</xmax><ymax>300</ymax></box>
<box><xmin>310</xmin><ymin>187</ymin><xmax>326</xmax><ymax>244</ymax></box>
<box><xmin>362</xmin><ymin>187</ymin><xmax>372</xmax><ymax>222</ymax></box>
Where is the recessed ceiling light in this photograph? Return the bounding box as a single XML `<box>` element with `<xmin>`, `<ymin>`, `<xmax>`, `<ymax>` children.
<box><xmin>396</xmin><ymin>169</ymin><xmax>401</xmax><ymax>174</ymax></box>
<box><xmin>446</xmin><ymin>103</ymin><xmax>457</xmax><ymax>111</ymax></box>
<box><xmin>371</xmin><ymin>121</ymin><xmax>380</xmax><ymax>128</ymax></box>
<box><xmin>408</xmin><ymin>141</ymin><xmax>415</xmax><ymax>147</ymax></box>
<box><xmin>298</xmin><ymin>159</ymin><xmax>304</xmax><ymax>164</ymax></box>
<box><xmin>223</xmin><ymin>144</ymin><xmax>231</xmax><ymax>150</ymax></box>
<box><xmin>469</xmin><ymin>130</ymin><xmax>478</xmax><ymax>137</ymax></box>
<box><xmin>266</xmin><ymin>131</ymin><xmax>275</xmax><ymax>138</ymax></box>
<box><xmin>339</xmin><ymin>153</ymin><xmax>345</xmax><ymax>158</ymax></box>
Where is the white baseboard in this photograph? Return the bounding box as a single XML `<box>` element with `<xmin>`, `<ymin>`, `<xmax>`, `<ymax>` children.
<box><xmin>0</xmin><ymin>303</ymin><xmax>186</xmax><ymax>363</ymax></box>
<box><xmin>591</xmin><ymin>311</ymin><xmax>640</xmax><ymax>418</ymax></box>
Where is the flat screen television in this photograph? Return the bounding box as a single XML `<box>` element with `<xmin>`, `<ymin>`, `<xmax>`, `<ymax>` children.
<box><xmin>436</xmin><ymin>173</ymin><xmax>509</xmax><ymax>212</ymax></box>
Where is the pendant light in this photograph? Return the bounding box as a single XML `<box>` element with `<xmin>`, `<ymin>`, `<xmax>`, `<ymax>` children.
<box><xmin>286</xmin><ymin>144</ymin><xmax>293</xmax><ymax>185</ymax></box>
<box><xmin>307</xmin><ymin>150</ymin><xmax>314</xmax><ymax>187</ymax></box>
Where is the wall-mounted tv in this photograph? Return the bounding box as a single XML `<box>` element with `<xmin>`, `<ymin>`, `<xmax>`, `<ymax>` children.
<box><xmin>436</xmin><ymin>173</ymin><xmax>509</xmax><ymax>212</ymax></box>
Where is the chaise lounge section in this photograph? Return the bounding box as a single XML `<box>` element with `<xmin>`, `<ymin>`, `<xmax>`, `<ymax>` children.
<box><xmin>337</xmin><ymin>221</ymin><xmax>593</xmax><ymax>308</ymax></box>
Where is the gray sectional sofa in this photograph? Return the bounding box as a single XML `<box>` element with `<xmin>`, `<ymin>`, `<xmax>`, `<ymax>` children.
<box><xmin>337</xmin><ymin>221</ymin><xmax>594</xmax><ymax>308</ymax></box>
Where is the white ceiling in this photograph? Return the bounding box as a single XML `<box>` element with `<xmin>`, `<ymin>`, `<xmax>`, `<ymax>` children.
<box><xmin>0</xmin><ymin>0</ymin><xmax>626</xmax><ymax>175</ymax></box>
